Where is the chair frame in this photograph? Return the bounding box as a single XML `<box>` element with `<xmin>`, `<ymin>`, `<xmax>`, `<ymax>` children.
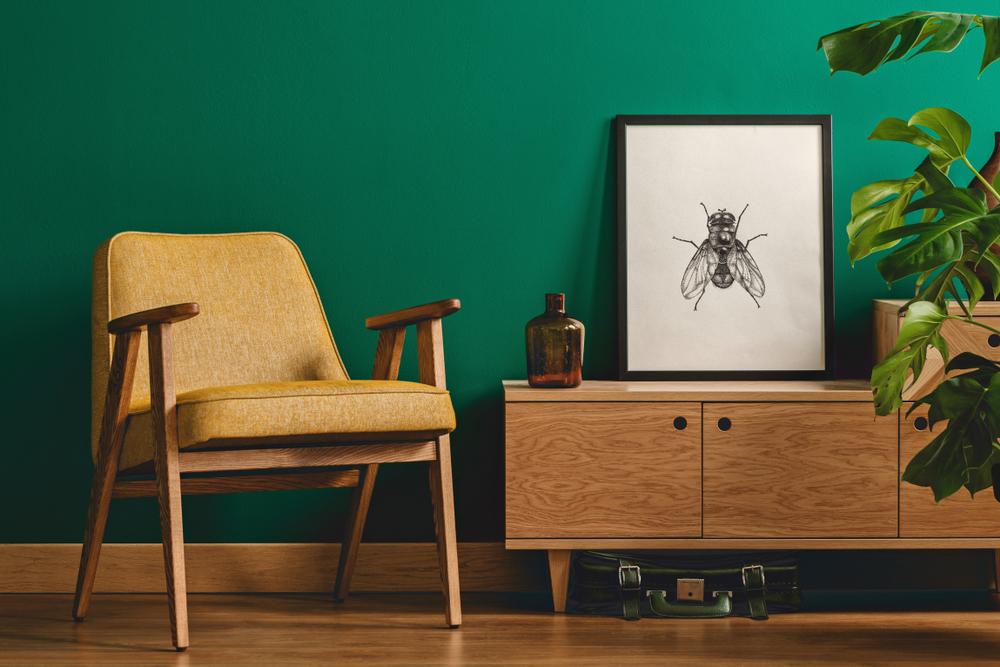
<box><xmin>72</xmin><ymin>298</ymin><xmax>462</xmax><ymax>650</ymax></box>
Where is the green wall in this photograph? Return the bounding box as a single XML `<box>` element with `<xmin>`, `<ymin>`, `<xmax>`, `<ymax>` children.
<box><xmin>2</xmin><ymin>1</ymin><xmax>997</xmax><ymax>544</ymax></box>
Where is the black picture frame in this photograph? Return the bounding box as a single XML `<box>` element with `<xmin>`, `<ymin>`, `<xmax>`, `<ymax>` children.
<box><xmin>616</xmin><ymin>114</ymin><xmax>835</xmax><ymax>381</ymax></box>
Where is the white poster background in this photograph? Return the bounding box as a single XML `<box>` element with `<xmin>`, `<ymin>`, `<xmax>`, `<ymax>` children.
<box><xmin>625</xmin><ymin>124</ymin><xmax>826</xmax><ymax>372</ymax></box>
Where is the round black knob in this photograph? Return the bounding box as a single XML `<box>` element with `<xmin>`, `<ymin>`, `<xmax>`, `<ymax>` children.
<box><xmin>914</xmin><ymin>416</ymin><xmax>928</xmax><ymax>431</ymax></box>
<box><xmin>673</xmin><ymin>416</ymin><xmax>687</xmax><ymax>431</ymax></box>
<box><xmin>989</xmin><ymin>334</ymin><xmax>1000</xmax><ymax>348</ymax></box>
<box><xmin>718</xmin><ymin>417</ymin><xmax>732</xmax><ymax>432</ymax></box>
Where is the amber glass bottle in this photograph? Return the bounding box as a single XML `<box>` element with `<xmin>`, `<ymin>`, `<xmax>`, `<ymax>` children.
<box><xmin>525</xmin><ymin>293</ymin><xmax>584</xmax><ymax>388</ymax></box>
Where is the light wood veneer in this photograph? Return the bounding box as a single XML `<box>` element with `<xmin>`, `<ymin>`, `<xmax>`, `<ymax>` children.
<box><xmin>504</xmin><ymin>379</ymin><xmax>1000</xmax><ymax>611</ymax></box>
<box><xmin>9</xmin><ymin>591</ymin><xmax>1000</xmax><ymax>666</ymax></box>
<box><xmin>703</xmin><ymin>402</ymin><xmax>897</xmax><ymax>538</ymax></box>
<box><xmin>900</xmin><ymin>403</ymin><xmax>1000</xmax><ymax>538</ymax></box>
<box><xmin>506</xmin><ymin>402</ymin><xmax>701</xmax><ymax>539</ymax></box>
<box><xmin>872</xmin><ymin>299</ymin><xmax>1000</xmax><ymax>400</ymax></box>
<box><xmin>503</xmin><ymin>379</ymin><xmax>872</xmax><ymax>402</ymax></box>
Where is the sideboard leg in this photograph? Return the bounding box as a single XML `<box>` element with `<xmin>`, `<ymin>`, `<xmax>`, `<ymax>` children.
<box><xmin>547</xmin><ymin>549</ymin><xmax>572</xmax><ymax>612</ymax></box>
<box><xmin>994</xmin><ymin>549</ymin><xmax>1000</xmax><ymax>593</ymax></box>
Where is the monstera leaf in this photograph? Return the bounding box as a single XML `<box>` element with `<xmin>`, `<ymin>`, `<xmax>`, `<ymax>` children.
<box><xmin>904</xmin><ymin>353</ymin><xmax>1000</xmax><ymax>501</ymax></box>
<box><xmin>871</xmin><ymin>301</ymin><xmax>951</xmax><ymax>417</ymax></box>
<box><xmin>870</xmin><ymin>109</ymin><xmax>970</xmax><ymax>167</ymax></box>
<box><xmin>903</xmin><ymin>188</ymin><xmax>1000</xmax><ymax>266</ymax></box>
<box><xmin>846</xmin><ymin>108</ymin><xmax>974</xmax><ymax>265</ymax></box>
<box><xmin>819</xmin><ymin>15</ymin><xmax>1000</xmax><ymax>503</ymax></box>
<box><xmin>846</xmin><ymin>163</ymin><xmax>947</xmax><ymax>264</ymax></box>
<box><xmin>873</xmin><ymin>187</ymin><xmax>1000</xmax><ymax>286</ymax></box>
<box><xmin>818</xmin><ymin>12</ymin><xmax>1000</xmax><ymax>77</ymax></box>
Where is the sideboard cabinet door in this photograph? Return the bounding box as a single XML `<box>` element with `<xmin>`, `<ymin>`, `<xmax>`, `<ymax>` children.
<box><xmin>899</xmin><ymin>403</ymin><xmax>1000</xmax><ymax>537</ymax></box>
<box><xmin>506</xmin><ymin>402</ymin><xmax>701</xmax><ymax>538</ymax></box>
<box><xmin>703</xmin><ymin>403</ymin><xmax>898</xmax><ymax>538</ymax></box>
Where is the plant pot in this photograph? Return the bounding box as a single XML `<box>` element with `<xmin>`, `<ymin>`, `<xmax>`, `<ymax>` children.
<box><xmin>967</xmin><ymin>132</ymin><xmax>1000</xmax><ymax>300</ymax></box>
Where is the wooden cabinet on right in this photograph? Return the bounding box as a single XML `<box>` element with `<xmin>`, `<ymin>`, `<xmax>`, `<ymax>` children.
<box><xmin>899</xmin><ymin>402</ymin><xmax>1000</xmax><ymax>537</ymax></box>
<box><xmin>873</xmin><ymin>299</ymin><xmax>1000</xmax><ymax>400</ymax></box>
<box><xmin>875</xmin><ymin>300</ymin><xmax>1000</xmax><ymax>535</ymax></box>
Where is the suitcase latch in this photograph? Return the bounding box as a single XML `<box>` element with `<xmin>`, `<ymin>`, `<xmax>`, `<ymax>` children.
<box><xmin>677</xmin><ymin>578</ymin><xmax>704</xmax><ymax>602</ymax></box>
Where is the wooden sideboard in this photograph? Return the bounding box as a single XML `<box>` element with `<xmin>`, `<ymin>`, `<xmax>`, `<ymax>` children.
<box><xmin>504</xmin><ymin>380</ymin><xmax>1000</xmax><ymax>611</ymax></box>
<box><xmin>873</xmin><ymin>299</ymin><xmax>1000</xmax><ymax>400</ymax></box>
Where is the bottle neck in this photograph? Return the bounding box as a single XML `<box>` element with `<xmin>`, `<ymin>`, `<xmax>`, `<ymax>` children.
<box><xmin>545</xmin><ymin>293</ymin><xmax>565</xmax><ymax>316</ymax></box>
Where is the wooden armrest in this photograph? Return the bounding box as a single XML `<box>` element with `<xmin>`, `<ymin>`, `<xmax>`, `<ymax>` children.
<box><xmin>365</xmin><ymin>299</ymin><xmax>460</xmax><ymax>331</ymax></box>
<box><xmin>108</xmin><ymin>303</ymin><xmax>200</xmax><ymax>335</ymax></box>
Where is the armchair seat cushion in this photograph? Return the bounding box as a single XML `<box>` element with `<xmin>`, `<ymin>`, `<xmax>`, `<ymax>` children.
<box><xmin>119</xmin><ymin>380</ymin><xmax>455</xmax><ymax>472</ymax></box>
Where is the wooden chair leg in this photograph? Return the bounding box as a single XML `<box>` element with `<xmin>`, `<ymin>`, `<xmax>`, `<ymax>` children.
<box><xmin>429</xmin><ymin>434</ymin><xmax>461</xmax><ymax>627</ymax></box>
<box><xmin>149</xmin><ymin>323</ymin><xmax>189</xmax><ymax>651</ymax></box>
<box><xmin>73</xmin><ymin>461</ymin><xmax>118</xmax><ymax>622</ymax></box>
<box><xmin>73</xmin><ymin>329</ymin><xmax>141</xmax><ymax>621</ymax></box>
<box><xmin>334</xmin><ymin>464</ymin><xmax>378</xmax><ymax>601</ymax></box>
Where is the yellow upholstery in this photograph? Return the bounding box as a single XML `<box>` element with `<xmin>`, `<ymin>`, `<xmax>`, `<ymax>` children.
<box><xmin>120</xmin><ymin>380</ymin><xmax>455</xmax><ymax>471</ymax></box>
<box><xmin>92</xmin><ymin>232</ymin><xmax>455</xmax><ymax>471</ymax></box>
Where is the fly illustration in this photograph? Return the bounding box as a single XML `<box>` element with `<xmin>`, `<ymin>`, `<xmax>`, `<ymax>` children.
<box><xmin>673</xmin><ymin>203</ymin><xmax>766</xmax><ymax>310</ymax></box>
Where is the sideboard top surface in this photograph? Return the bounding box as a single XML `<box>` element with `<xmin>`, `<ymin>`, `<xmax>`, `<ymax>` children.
<box><xmin>873</xmin><ymin>298</ymin><xmax>1000</xmax><ymax>317</ymax></box>
<box><xmin>503</xmin><ymin>379</ymin><xmax>874</xmax><ymax>402</ymax></box>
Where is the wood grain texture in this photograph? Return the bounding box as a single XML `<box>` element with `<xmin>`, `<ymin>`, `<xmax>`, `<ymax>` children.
<box><xmin>906</xmin><ymin>318</ymin><xmax>1000</xmax><ymax>400</ymax></box>
<box><xmin>871</xmin><ymin>299</ymin><xmax>905</xmax><ymax>315</ymax></box>
<box><xmin>333</xmin><ymin>464</ymin><xmax>378</xmax><ymax>600</ymax></box>
<box><xmin>111</xmin><ymin>470</ymin><xmax>361</xmax><ymax>498</ymax></box>
<box><xmin>73</xmin><ymin>329</ymin><xmax>142</xmax><ymax>621</ymax></box>
<box><xmin>703</xmin><ymin>403</ymin><xmax>898</xmax><ymax>538</ymax></box>
<box><xmin>147</xmin><ymin>322</ymin><xmax>188</xmax><ymax>649</ymax></box>
<box><xmin>371</xmin><ymin>326</ymin><xmax>405</xmax><ymax>381</ymax></box>
<box><xmin>870</xmin><ymin>301</ymin><xmax>1000</xmax><ymax>400</ymax></box>
<box><xmin>872</xmin><ymin>304</ymin><xmax>900</xmax><ymax>366</ymax></box>
<box><xmin>417</xmin><ymin>318</ymin><xmax>446</xmax><ymax>390</ymax></box>
<box><xmin>107</xmin><ymin>302</ymin><xmax>199</xmax><ymax>334</ymax></box>
<box><xmin>7</xmin><ymin>591</ymin><xmax>1000</xmax><ymax>666</ymax></box>
<box><xmin>177</xmin><ymin>441</ymin><xmax>438</xmax><ymax>473</ymax></box>
<box><xmin>865</xmin><ymin>300</ymin><xmax>998</xmax><ymax>401</ymax></box>
<box><xmin>873</xmin><ymin>298</ymin><xmax>1000</xmax><ymax>316</ymax></box>
<box><xmin>546</xmin><ymin>549</ymin><xmax>571</xmax><ymax>613</ymax></box>
<box><xmin>900</xmin><ymin>403</ymin><xmax>1000</xmax><ymax>538</ymax></box>
<box><xmin>506</xmin><ymin>402</ymin><xmax>702</xmax><ymax>538</ymax></box>
<box><xmin>901</xmin><ymin>358</ymin><xmax>947</xmax><ymax>402</ymax></box>
<box><xmin>503</xmin><ymin>379</ymin><xmax>874</xmax><ymax>402</ymax></box>
<box><xmin>430</xmin><ymin>434</ymin><xmax>462</xmax><ymax>626</ymax></box>
<box><xmin>1</xmin><ymin>543</ymin><xmax>548</xmax><ymax>593</ymax></box>
<box><xmin>7</xmin><ymin>592</ymin><xmax>1000</xmax><ymax>666</ymax></box>
<box><xmin>6</xmin><ymin>543</ymin><xmax>998</xmax><ymax>594</ymax></box>
<box><xmin>933</xmin><ymin>317</ymin><xmax>1000</xmax><ymax>358</ymax></box>
<box><xmin>365</xmin><ymin>298</ymin><xmax>460</xmax><ymax>330</ymax></box>
<box><xmin>506</xmin><ymin>538</ymin><xmax>1000</xmax><ymax>549</ymax></box>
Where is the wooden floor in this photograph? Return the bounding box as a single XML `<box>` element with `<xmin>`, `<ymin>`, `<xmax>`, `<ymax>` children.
<box><xmin>4</xmin><ymin>592</ymin><xmax>1000</xmax><ymax>666</ymax></box>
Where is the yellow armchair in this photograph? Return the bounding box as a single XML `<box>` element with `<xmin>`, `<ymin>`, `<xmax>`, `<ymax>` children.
<box><xmin>73</xmin><ymin>232</ymin><xmax>461</xmax><ymax>650</ymax></box>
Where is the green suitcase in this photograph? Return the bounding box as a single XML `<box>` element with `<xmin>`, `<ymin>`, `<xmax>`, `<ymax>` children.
<box><xmin>566</xmin><ymin>551</ymin><xmax>801</xmax><ymax>620</ymax></box>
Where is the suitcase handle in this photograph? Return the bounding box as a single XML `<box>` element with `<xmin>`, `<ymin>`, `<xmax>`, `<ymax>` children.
<box><xmin>647</xmin><ymin>590</ymin><xmax>733</xmax><ymax>618</ymax></box>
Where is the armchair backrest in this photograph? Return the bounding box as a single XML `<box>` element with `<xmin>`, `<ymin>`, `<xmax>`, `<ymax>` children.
<box><xmin>91</xmin><ymin>232</ymin><xmax>349</xmax><ymax>458</ymax></box>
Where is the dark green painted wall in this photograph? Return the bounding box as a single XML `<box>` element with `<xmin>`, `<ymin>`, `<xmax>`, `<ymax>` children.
<box><xmin>2</xmin><ymin>1</ymin><xmax>997</xmax><ymax>543</ymax></box>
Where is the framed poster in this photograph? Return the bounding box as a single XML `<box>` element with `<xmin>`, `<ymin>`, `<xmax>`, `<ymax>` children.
<box><xmin>616</xmin><ymin>115</ymin><xmax>834</xmax><ymax>380</ymax></box>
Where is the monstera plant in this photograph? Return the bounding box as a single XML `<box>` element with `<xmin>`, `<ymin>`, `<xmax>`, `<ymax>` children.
<box><xmin>818</xmin><ymin>11</ymin><xmax>1000</xmax><ymax>502</ymax></box>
